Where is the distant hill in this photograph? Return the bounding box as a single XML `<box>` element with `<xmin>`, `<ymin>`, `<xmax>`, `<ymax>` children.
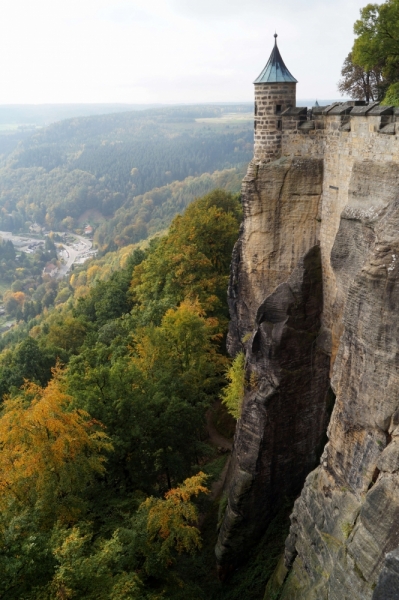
<box><xmin>0</xmin><ymin>102</ymin><xmax>253</xmax><ymax>128</ymax></box>
<box><xmin>0</xmin><ymin>104</ymin><xmax>165</xmax><ymax>156</ymax></box>
<box><xmin>95</xmin><ymin>166</ymin><xmax>246</xmax><ymax>248</ymax></box>
<box><xmin>0</xmin><ymin>103</ymin><xmax>164</xmax><ymax>128</ymax></box>
<box><xmin>0</xmin><ymin>105</ymin><xmax>252</xmax><ymax>243</ymax></box>
<box><xmin>296</xmin><ymin>98</ymin><xmax>349</xmax><ymax>107</ymax></box>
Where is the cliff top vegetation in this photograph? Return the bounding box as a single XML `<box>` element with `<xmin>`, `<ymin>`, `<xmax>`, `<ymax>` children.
<box><xmin>340</xmin><ymin>0</ymin><xmax>399</xmax><ymax>105</ymax></box>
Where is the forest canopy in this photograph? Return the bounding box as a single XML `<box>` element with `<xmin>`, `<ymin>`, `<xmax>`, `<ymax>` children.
<box><xmin>0</xmin><ymin>190</ymin><xmax>247</xmax><ymax>599</ymax></box>
<box><xmin>0</xmin><ymin>105</ymin><xmax>252</xmax><ymax>236</ymax></box>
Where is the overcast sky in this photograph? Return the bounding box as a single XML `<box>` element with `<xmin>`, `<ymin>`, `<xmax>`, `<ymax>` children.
<box><xmin>0</xmin><ymin>0</ymin><xmax>381</xmax><ymax>105</ymax></box>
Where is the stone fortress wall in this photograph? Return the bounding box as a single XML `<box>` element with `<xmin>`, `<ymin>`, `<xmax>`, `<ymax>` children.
<box><xmin>279</xmin><ymin>101</ymin><xmax>399</xmax><ymax>367</ymax></box>
<box><xmin>272</xmin><ymin>101</ymin><xmax>399</xmax><ymax>600</ymax></box>
<box><xmin>217</xmin><ymin>94</ymin><xmax>399</xmax><ymax>598</ymax></box>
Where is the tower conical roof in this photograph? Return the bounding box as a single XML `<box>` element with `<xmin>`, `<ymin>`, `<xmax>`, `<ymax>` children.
<box><xmin>254</xmin><ymin>34</ymin><xmax>297</xmax><ymax>84</ymax></box>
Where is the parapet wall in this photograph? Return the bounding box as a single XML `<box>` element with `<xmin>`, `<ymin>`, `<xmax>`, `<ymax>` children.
<box><xmin>279</xmin><ymin>101</ymin><xmax>399</xmax><ymax>365</ymax></box>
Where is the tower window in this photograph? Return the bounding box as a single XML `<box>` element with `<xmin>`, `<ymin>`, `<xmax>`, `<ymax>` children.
<box><xmin>277</xmin><ymin>120</ymin><xmax>282</xmax><ymax>130</ymax></box>
<box><xmin>276</xmin><ymin>104</ymin><xmax>282</xmax><ymax>114</ymax></box>
<box><xmin>254</xmin><ymin>120</ymin><xmax>257</xmax><ymax>131</ymax></box>
<box><xmin>255</xmin><ymin>102</ymin><xmax>258</xmax><ymax>116</ymax></box>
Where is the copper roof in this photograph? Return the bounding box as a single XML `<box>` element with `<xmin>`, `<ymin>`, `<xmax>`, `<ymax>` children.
<box><xmin>254</xmin><ymin>35</ymin><xmax>297</xmax><ymax>84</ymax></box>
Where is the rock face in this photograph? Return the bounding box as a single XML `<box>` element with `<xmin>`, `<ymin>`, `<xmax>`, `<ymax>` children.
<box><xmin>227</xmin><ymin>157</ymin><xmax>324</xmax><ymax>355</ymax></box>
<box><xmin>216</xmin><ymin>157</ymin><xmax>332</xmax><ymax>574</ymax></box>
<box><xmin>281</xmin><ymin>160</ymin><xmax>399</xmax><ymax>598</ymax></box>
<box><xmin>217</xmin><ymin>128</ymin><xmax>399</xmax><ymax>596</ymax></box>
<box><xmin>373</xmin><ymin>548</ymin><xmax>399</xmax><ymax>600</ymax></box>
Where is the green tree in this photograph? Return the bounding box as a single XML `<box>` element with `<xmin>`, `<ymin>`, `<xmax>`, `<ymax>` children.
<box><xmin>49</xmin><ymin>473</ymin><xmax>208</xmax><ymax>600</ymax></box>
<box><xmin>67</xmin><ymin>300</ymin><xmax>226</xmax><ymax>494</ymax></box>
<box><xmin>381</xmin><ymin>81</ymin><xmax>399</xmax><ymax>104</ymax></box>
<box><xmin>74</xmin><ymin>248</ymin><xmax>146</xmax><ymax>326</ymax></box>
<box><xmin>130</xmin><ymin>300</ymin><xmax>226</xmax><ymax>487</ymax></box>
<box><xmin>47</xmin><ymin>314</ymin><xmax>87</xmax><ymax>354</ymax></box>
<box><xmin>130</xmin><ymin>189</ymin><xmax>242</xmax><ymax>327</ymax></box>
<box><xmin>0</xmin><ymin>337</ymin><xmax>60</xmax><ymax>399</ymax></box>
<box><xmin>352</xmin><ymin>0</ymin><xmax>399</xmax><ymax>99</ymax></box>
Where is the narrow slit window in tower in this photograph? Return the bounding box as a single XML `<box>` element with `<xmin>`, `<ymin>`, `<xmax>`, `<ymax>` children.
<box><xmin>276</xmin><ymin>104</ymin><xmax>282</xmax><ymax>114</ymax></box>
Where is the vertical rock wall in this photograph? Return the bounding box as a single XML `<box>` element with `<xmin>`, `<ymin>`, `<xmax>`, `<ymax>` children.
<box><xmin>217</xmin><ymin>157</ymin><xmax>332</xmax><ymax>574</ymax></box>
<box><xmin>217</xmin><ymin>118</ymin><xmax>399</xmax><ymax>597</ymax></box>
<box><xmin>280</xmin><ymin>161</ymin><xmax>399</xmax><ymax>599</ymax></box>
<box><xmin>227</xmin><ymin>157</ymin><xmax>324</xmax><ymax>355</ymax></box>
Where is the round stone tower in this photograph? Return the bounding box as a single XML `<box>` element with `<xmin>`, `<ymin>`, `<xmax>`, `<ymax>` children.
<box><xmin>254</xmin><ymin>34</ymin><xmax>297</xmax><ymax>162</ymax></box>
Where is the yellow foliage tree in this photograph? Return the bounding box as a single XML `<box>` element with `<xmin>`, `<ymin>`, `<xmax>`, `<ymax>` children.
<box><xmin>140</xmin><ymin>472</ymin><xmax>209</xmax><ymax>566</ymax></box>
<box><xmin>0</xmin><ymin>367</ymin><xmax>112</xmax><ymax>524</ymax></box>
<box><xmin>132</xmin><ymin>298</ymin><xmax>225</xmax><ymax>389</ymax></box>
<box><xmin>220</xmin><ymin>351</ymin><xmax>245</xmax><ymax>420</ymax></box>
<box><xmin>76</xmin><ymin>272</ymin><xmax>87</xmax><ymax>287</ymax></box>
<box><xmin>74</xmin><ymin>285</ymin><xmax>89</xmax><ymax>298</ymax></box>
<box><xmin>86</xmin><ymin>265</ymin><xmax>101</xmax><ymax>284</ymax></box>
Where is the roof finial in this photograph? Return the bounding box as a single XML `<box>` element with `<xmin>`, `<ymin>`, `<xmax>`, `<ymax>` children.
<box><xmin>274</xmin><ymin>32</ymin><xmax>278</xmax><ymax>44</ymax></box>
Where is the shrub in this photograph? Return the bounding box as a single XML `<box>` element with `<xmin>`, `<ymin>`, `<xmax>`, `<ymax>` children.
<box><xmin>220</xmin><ymin>351</ymin><xmax>245</xmax><ymax>420</ymax></box>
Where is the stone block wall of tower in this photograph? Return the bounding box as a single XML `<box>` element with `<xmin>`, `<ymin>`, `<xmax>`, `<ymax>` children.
<box><xmin>254</xmin><ymin>82</ymin><xmax>296</xmax><ymax>162</ymax></box>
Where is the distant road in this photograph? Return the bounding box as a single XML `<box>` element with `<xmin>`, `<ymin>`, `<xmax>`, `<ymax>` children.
<box><xmin>56</xmin><ymin>234</ymin><xmax>95</xmax><ymax>278</ymax></box>
<box><xmin>0</xmin><ymin>231</ymin><xmax>97</xmax><ymax>278</ymax></box>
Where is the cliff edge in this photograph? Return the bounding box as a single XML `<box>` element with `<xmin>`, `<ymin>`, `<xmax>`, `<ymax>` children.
<box><xmin>216</xmin><ymin>107</ymin><xmax>399</xmax><ymax>599</ymax></box>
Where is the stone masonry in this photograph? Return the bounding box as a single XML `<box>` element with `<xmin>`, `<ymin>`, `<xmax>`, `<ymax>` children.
<box><xmin>279</xmin><ymin>103</ymin><xmax>399</xmax><ymax>365</ymax></box>
<box><xmin>254</xmin><ymin>82</ymin><xmax>296</xmax><ymax>162</ymax></box>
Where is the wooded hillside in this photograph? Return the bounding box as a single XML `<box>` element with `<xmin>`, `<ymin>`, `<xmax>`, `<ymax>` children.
<box><xmin>0</xmin><ymin>105</ymin><xmax>252</xmax><ymax>237</ymax></box>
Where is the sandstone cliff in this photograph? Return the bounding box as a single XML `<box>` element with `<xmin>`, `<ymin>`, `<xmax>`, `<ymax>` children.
<box><xmin>216</xmin><ymin>127</ymin><xmax>399</xmax><ymax>597</ymax></box>
<box><xmin>216</xmin><ymin>156</ymin><xmax>332</xmax><ymax>575</ymax></box>
<box><xmin>281</xmin><ymin>159</ymin><xmax>399</xmax><ymax>599</ymax></box>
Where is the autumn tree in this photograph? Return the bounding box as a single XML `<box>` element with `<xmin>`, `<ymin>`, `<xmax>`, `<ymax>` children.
<box><xmin>0</xmin><ymin>367</ymin><xmax>111</xmax><ymax>522</ymax></box>
<box><xmin>49</xmin><ymin>473</ymin><xmax>209</xmax><ymax>599</ymax></box>
<box><xmin>338</xmin><ymin>52</ymin><xmax>383</xmax><ymax>101</ymax></box>
<box><xmin>4</xmin><ymin>290</ymin><xmax>25</xmax><ymax>316</ymax></box>
<box><xmin>137</xmin><ymin>472</ymin><xmax>209</xmax><ymax>572</ymax></box>
<box><xmin>0</xmin><ymin>367</ymin><xmax>111</xmax><ymax>597</ymax></box>
<box><xmin>130</xmin><ymin>189</ymin><xmax>242</xmax><ymax>327</ymax></box>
